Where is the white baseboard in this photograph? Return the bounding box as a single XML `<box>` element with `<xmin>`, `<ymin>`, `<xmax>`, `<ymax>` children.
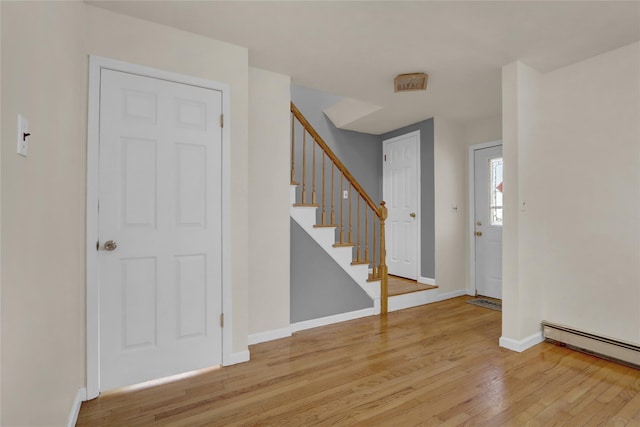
<box><xmin>389</xmin><ymin>288</ymin><xmax>439</xmax><ymax>312</ymax></box>
<box><xmin>500</xmin><ymin>332</ymin><xmax>544</xmax><ymax>353</ymax></box>
<box><xmin>248</xmin><ymin>327</ymin><xmax>292</xmax><ymax>345</ymax></box>
<box><xmin>224</xmin><ymin>350</ymin><xmax>250</xmax><ymax>366</ymax></box>
<box><xmin>418</xmin><ymin>276</ymin><xmax>436</xmax><ymax>286</ymax></box>
<box><xmin>291</xmin><ymin>307</ymin><xmax>376</xmax><ymax>333</ymax></box>
<box><xmin>435</xmin><ymin>289</ymin><xmax>467</xmax><ymax>302</ymax></box>
<box><xmin>67</xmin><ymin>387</ymin><xmax>87</xmax><ymax>427</ymax></box>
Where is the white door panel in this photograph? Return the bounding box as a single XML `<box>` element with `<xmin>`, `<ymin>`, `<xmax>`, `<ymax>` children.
<box><xmin>474</xmin><ymin>145</ymin><xmax>503</xmax><ymax>299</ymax></box>
<box><xmin>383</xmin><ymin>132</ymin><xmax>419</xmax><ymax>279</ymax></box>
<box><xmin>99</xmin><ymin>69</ymin><xmax>223</xmax><ymax>391</ymax></box>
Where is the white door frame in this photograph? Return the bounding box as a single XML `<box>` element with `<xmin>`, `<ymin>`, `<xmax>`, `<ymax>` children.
<box><xmin>86</xmin><ymin>56</ymin><xmax>233</xmax><ymax>399</ymax></box>
<box><xmin>468</xmin><ymin>140</ymin><xmax>502</xmax><ymax>296</ymax></box>
<box><xmin>382</xmin><ymin>130</ymin><xmax>421</xmax><ymax>280</ymax></box>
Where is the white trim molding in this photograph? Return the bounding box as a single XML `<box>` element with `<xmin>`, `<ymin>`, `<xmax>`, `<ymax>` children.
<box><xmin>66</xmin><ymin>388</ymin><xmax>87</xmax><ymax>427</ymax></box>
<box><xmin>226</xmin><ymin>350</ymin><xmax>251</xmax><ymax>365</ymax></box>
<box><xmin>86</xmin><ymin>55</ymin><xmax>233</xmax><ymax>398</ymax></box>
<box><xmin>248</xmin><ymin>327</ymin><xmax>292</xmax><ymax>345</ymax></box>
<box><xmin>418</xmin><ymin>276</ymin><xmax>436</xmax><ymax>286</ymax></box>
<box><xmin>435</xmin><ymin>289</ymin><xmax>468</xmax><ymax>302</ymax></box>
<box><xmin>291</xmin><ymin>308</ymin><xmax>376</xmax><ymax>333</ymax></box>
<box><xmin>499</xmin><ymin>332</ymin><xmax>544</xmax><ymax>352</ymax></box>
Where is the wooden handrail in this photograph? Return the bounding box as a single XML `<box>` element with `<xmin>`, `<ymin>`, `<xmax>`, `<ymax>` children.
<box><xmin>291</xmin><ymin>103</ymin><xmax>382</xmax><ymax>218</ymax></box>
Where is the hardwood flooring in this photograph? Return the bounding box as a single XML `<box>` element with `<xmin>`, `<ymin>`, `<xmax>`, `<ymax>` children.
<box><xmin>78</xmin><ymin>297</ymin><xmax>640</xmax><ymax>426</ymax></box>
<box><xmin>388</xmin><ymin>274</ymin><xmax>437</xmax><ymax>296</ymax></box>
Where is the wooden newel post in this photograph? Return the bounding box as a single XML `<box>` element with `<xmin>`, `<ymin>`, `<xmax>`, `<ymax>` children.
<box><xmin>379</xmin><ymin>201</ymin><xmax>388</xmax><ymax>314</ymax></box>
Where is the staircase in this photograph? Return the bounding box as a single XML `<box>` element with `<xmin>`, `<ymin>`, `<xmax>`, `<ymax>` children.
<box><xmin>290</xmin><ymin>102</ymin><xmax>389</xmax><ymax>314</ymax></box>
<box><xmin>290</xmin><ymin>103</ymin><xmax>443</xmax><ymax>316</ymax></box>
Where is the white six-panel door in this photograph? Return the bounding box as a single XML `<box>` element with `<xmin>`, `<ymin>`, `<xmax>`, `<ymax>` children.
<box><xmin>474</xmin><ymin>145</ymin><xmax>503</xmax><ymax>299</ymax></box>
<box><xmin>98</xmin><ymin>69</ymin><xmax>223</xmax><ymax>391</ymax></box>
<box><xmin>383</xmin><ymin>132</ymin><xmax>420</xmax><ymax>280</ymax></box>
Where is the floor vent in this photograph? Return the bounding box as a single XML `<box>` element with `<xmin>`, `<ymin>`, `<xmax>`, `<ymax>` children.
<box><xmin>543</xmin><ymin>321</ymin><xmax>640</xmax><ymax>369</ymax></box>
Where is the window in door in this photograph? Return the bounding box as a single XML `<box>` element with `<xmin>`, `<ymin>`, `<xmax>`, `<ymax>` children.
<box><xmin>489</xmin><ymin>157</ymin><xmax>503</xmax><ymax>226</ymax></box>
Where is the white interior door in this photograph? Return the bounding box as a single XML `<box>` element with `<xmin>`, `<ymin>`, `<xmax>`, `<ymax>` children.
<box><xmin>383</xmin><ymin>131</ymin><xmax>420</xmax><ymax>280</ymax></box>
<box><xmin>474</xmin><ymin>145</ymin><xmax>503</xmax><ymax>299</ymax></box>
<box><xmin>98</xmin><ymin>69</ymin><xmax>223</xmax><ymax>391</ymax></box>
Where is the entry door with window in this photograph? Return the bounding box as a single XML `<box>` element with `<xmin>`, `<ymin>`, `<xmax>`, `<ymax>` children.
<box><xmin>474</xmin><ymin>145</ymin><xmax>503</xmax><ymax>299</ymax></box>
<box><xmin>98</xmin><ymin>69</ymin><xmax>223</xmax><ymax>391</ymax></box>
<box><xmin>383</xmin><ymin>131</ymin><xmax>420</xmax><ymax>280</ymax></box>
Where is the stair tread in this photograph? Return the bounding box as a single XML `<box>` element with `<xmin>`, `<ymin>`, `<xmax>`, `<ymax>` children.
<box><xmin>313</xmin><ymin>224</ymin><xmax>339</xmax><ymax>228</ymax></box>
<box><xmin>293</xmin><ymin>203</ymin><xmax>319</xmax><ymax>207</ymax></box>
<box><xmin>333</xmin><ymin>242</ymin><xmax>355</xmax><ymax>247</ymax></box>
<box><xmin>351</xmin><ymin>260</ymin><xmax>372</xmax><ymax>265</ymax></box>
<box><xmin>290</xmin><ymin>181</ymin><xmax>300</xmax><ymax>185</ymax></box>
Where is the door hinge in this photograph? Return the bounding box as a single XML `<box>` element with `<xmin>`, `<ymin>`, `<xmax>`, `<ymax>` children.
<box><xmin>220</xmin><ymin>313</ymin><xmax>224</xmax><ymax>327</ymax></box>
<box><xmin>96</xmin><ymin>241</ymin><xmax>100</xmax><ymax>251</ymax></box>
<box><xmin>220</xmin><ymin>114</ymin><xmax>224</xmax><ymax>129</ymax></box>
<box><xmin>384</xmin><ymin>154</ymin><xmax>387</xmax><ymax>162</ymax></box>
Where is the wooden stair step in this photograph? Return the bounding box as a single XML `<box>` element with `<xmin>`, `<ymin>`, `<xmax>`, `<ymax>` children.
<box><xmin>313</xmin><ymin>224</ymin><xmax>339</xmax><ymax>228</ymax></box>
<box><xmin>367</xmin><ymin>275</ymin><xmax>382</xmax><ymax>283</ymax></box>
<box><xmin>351</xmin><ymin>260</ymin><xmax>371</xmax><ymax>266</ymax></box>
<box><xmin>292</xmin><ymin>203</ymin><xmax>319</xmax><ymax>207</ymax></box>
<box><xmin>290</xmin><ymin>180</ymin><xmax>300</xmax><ymax>185</ymax></box>
<box><xmin>333</xmin><ymin>242</ymin><xmax>355</xmax><ymax>248</ymax></box>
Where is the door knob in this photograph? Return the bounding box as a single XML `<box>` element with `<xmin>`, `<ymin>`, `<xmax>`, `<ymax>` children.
<box><xmin>103</xmin><ymin>240</ymin><xmax>118</xmax><ymax>251</ymax></box>
<box><xmin>409</xmin><ymin>212</ymin><xmax>416</xmax><ymax>218</ymax></box>
<box><xmin>475</xmin><ymin>231</ymin><xmax>482</xmax><ymax>237</ymax></box>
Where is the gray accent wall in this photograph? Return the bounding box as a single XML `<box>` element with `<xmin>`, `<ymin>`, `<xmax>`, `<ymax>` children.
<box><xmin>381</xmin><ymin>119</ymin><xmax>435</xmax><ymax>279</ymax></box>
<box><xmin>291</xmin><ymin>219</ymin><xmax>373</xmax><ymax>323</ymax></box>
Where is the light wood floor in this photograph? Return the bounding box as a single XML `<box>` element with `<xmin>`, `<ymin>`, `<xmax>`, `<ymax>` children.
<box><xmin>78</xmin><ymin>297</ymin><xmax>640</xmax><ymax>426</ymax></box>
<box><xmin>388</xmin><ymin>274</ymin><xmax>437</xmax><ymax>296</ymax></box>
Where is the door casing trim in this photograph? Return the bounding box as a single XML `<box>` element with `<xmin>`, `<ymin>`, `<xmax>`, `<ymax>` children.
<box><xmin>86</xmin><ymin>55</ymin><xmax>232</xmax><ymax>399</ymax></box>
<box><xmin>468</xmin><ymin>140</ymin><xmax>502</xmax><ymax>296</ymax></box>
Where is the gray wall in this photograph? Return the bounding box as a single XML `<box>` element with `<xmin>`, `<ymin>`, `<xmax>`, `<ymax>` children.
<box><xmin>291</xmin><ymin>219</ymin><xmax>373</xmax><ymax>322</ymax></box>
<box><xmin>380</xmin><ymin>119</ymin><xmax>435</xmax><ymax>279</ymax></box>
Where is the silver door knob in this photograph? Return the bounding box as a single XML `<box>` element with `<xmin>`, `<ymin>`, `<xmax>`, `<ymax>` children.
<box><xmin>409</xmin><ymin>212</ymin><xmax>416</xmax><ymax>218</ymax></box>
<box><xmin>103</xmin><ymin>240</ymin><xmax>118</xmax><ymax>251</ymax></box>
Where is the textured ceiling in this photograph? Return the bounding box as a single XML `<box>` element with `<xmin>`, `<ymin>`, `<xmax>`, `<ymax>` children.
<box><xmin>88</xmin><ymin>1</ymin><xmax>640</xmax><ymax>134</ymax></box>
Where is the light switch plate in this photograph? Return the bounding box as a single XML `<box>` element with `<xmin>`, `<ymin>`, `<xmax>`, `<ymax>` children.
<box><xmin>17</xmin><ymin>115</ymin><xmax>29</xmax><ymax>157</ymax></box>
<box><xmin>343</xmin><ymin>190</ymin><xmax>349</xmax><ymax>199</ymax></box>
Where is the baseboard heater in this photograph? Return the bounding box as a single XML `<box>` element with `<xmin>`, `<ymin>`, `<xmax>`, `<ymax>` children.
<box><xmin>542</xmin><ymin>321</ymin><xmax>640</xmax><ymax>369</ymax></box>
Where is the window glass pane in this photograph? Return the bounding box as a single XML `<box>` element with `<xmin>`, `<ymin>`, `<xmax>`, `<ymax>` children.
<box><xmin>489</xmin><ymin>157</ymin><xmax>503</xmax><ymax>226</ymax></box>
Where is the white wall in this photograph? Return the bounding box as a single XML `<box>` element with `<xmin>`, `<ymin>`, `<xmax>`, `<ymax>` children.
<box><xmin>502</xmin><ymin>42</ymin><xmax>640</xmax><ymax>345</ymax></box>
<box><xmin>1</xmin><ymin>2</ymin><xmax>253</xmax><ymax>425</ymax></box>
<box><xmin>0</xmin><ymin>2</ymin><xmax>3</xmax><ymax>420</ymax></box>
<box><xmin>501</xmin><ymin>62</ymin><xmax>543</xmax><ymax>342</ymax></box>
<box><xmin>248</xmin><ymin>68</ymin><xmax>291</xmax><ymax>336</ymax></box>
<box><xmin>537</xmin><ymin>42</ymin><xmax>640</xmax><ymax>343</ymax></box>
<box><xmin>434</xmin><ymin>117</ymin><xmax>468</xmax><ymax>294</ymax></box>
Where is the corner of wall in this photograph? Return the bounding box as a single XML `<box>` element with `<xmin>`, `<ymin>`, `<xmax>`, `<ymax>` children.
<box><xmin>433</xmin><ymin>116</ymin><xmax>468</xmax><ymax>295</ymax></box>
<box><xmin>248</xmin><ymin>67</ymin><xmax>291</xmax><ymax>336</ymax></box>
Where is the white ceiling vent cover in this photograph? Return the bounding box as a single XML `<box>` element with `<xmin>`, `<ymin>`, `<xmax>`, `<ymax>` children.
<box><xmin>394</xmin><ymin>73</ymin><xmax>428</xmax><ymax>92</ymax></box>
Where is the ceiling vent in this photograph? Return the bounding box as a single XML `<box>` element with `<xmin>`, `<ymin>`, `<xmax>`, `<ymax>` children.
<box><xmin>394</xmin><ymin>73</ymin><xmax>428</xmax><ymax>92</ymax></box>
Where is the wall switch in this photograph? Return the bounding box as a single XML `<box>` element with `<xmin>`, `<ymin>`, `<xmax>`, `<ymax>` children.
<box><xmin>17</xmin><ymin>115</ymin><xmax>29</xmax><ymax>157</ymax></box>
<box><xmin>343</xmin><ymin>190</ymin><xmax>348</xmax><ymax>199</ymax></box>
